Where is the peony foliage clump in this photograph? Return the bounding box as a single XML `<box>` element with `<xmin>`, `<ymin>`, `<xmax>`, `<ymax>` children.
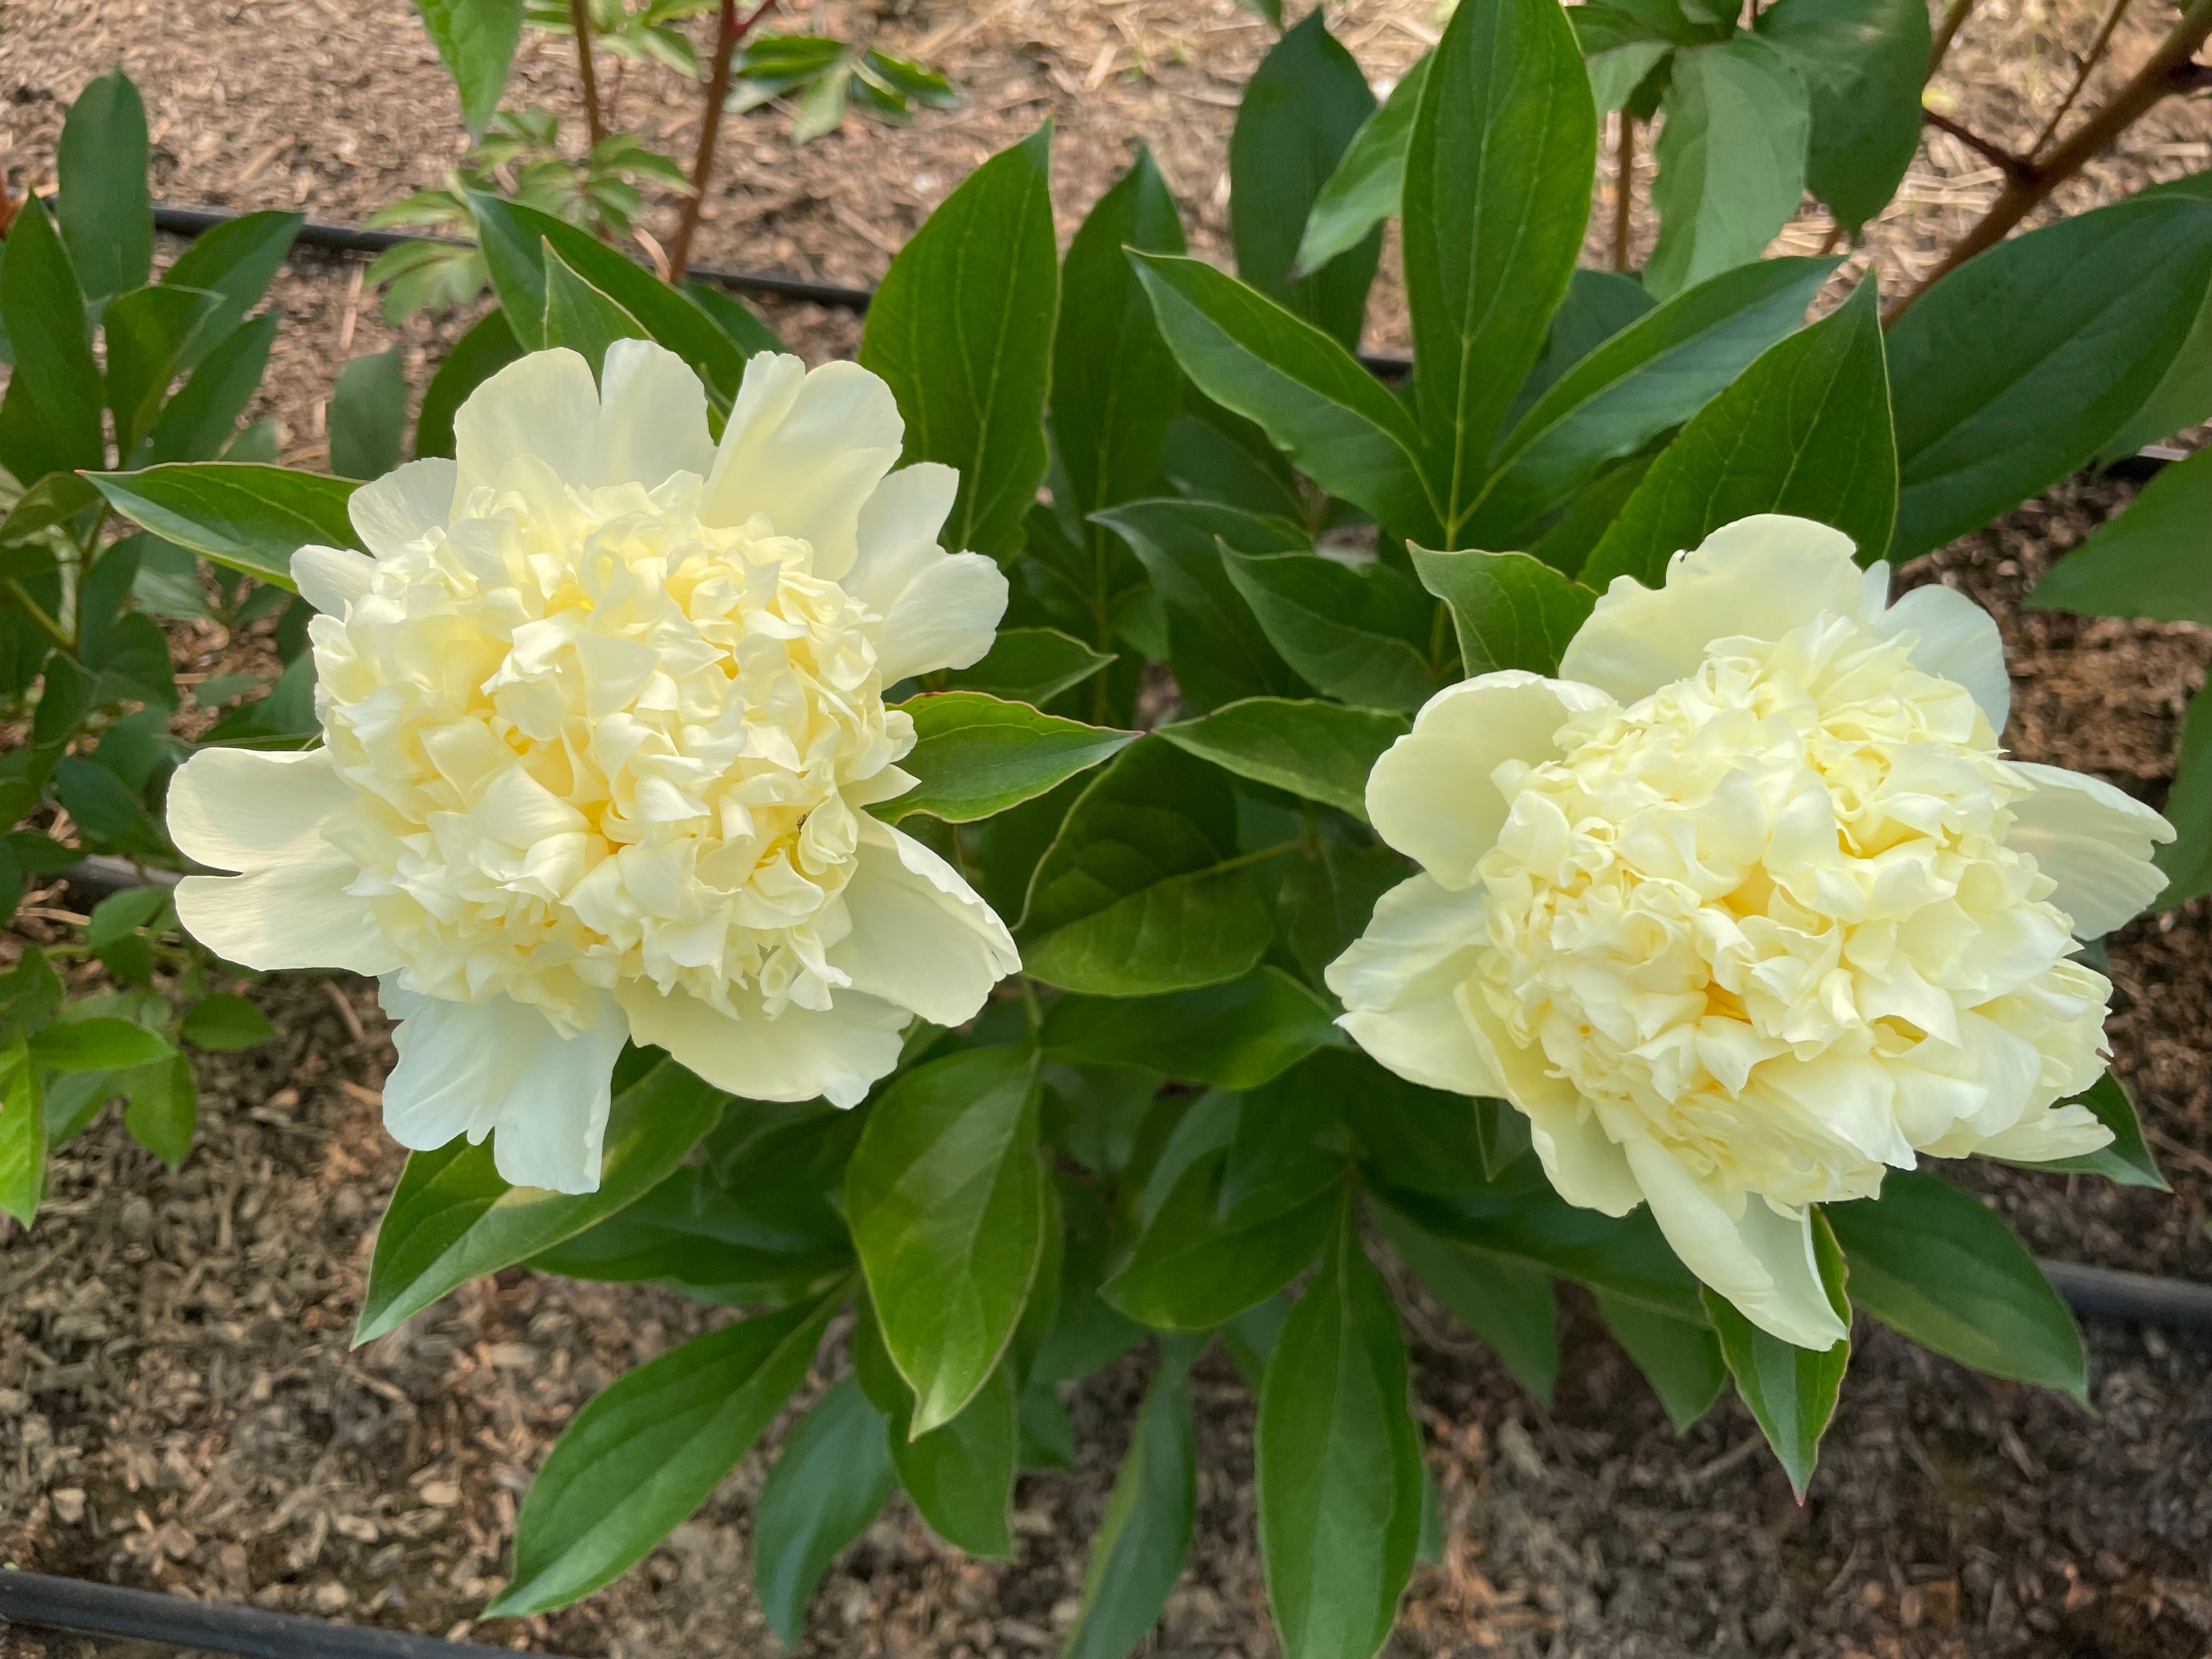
<box><xmin>22</xmin><ymin>0</ymin><xmax>2212</xmax><ymax>1649</ymax></box>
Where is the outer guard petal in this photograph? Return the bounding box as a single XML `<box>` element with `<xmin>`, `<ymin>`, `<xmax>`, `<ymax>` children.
<box><xmin>2005</xmin><ymin>761</ymin><xmax>2174</xmax><ymax>938</ymax></box>
<box><xmin>616</xmin><ymin>979</ymin><xmax>908</xmax><ymax>1109</ymax></box>
<box><xmin>1560</xmin><ymin>515</ymin><xmax>1863</xmax><ymax>702</ymax></box>
<box><xmin>830</xmin><ymin>822</ymin><xmax>1019</xmax><ymax>1025</ymax></box>
<box><xmin>1366</xmin><ymin>672</ymin><xmax>1605</xmax><ymax>889</ymax></box>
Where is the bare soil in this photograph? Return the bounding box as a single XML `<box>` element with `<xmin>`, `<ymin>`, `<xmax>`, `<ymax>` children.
<box><xmin>2</xmin><ymin>1</ymin><xmax>2211</xmax><ymax>1656</ymax></box>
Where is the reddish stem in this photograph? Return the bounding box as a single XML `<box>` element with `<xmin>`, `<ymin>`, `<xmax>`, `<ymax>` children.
<box><xmin>568</xmin><ymin>0</ymin><xmax>607</xmax><ymax>150</ymax></box>
<box><xmin>1611</xmin><ymin>114</ymin><xmax>1636</xmax><ymax>273</ymax></box>
<box><xmin>668</xmin><ymin>0</ymin><xmax>777</xmax><ymax>283</ymax></box>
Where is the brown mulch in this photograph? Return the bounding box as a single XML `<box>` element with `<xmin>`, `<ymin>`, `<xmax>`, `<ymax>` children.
<box><xmin>3</xmin><ymin>1</ymin><xmax>2212</xmax><ymax>1656</ymax></box>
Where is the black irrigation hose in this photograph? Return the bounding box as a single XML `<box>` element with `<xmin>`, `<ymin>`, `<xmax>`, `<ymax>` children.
<box><xmin>0</xmin><ymin>1568</ymin><xmax>560</xmax><ymax>1658</ymax></box>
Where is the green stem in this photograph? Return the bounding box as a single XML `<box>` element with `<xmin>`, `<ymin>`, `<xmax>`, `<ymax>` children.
<box><xmin>5</xmin><ymin>581</ymin><xmax>73</xmax><ymax>652</ymax></box>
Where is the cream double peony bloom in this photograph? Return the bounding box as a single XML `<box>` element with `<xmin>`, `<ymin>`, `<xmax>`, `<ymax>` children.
<box><xmin>1330</xmin><ymin>516</ymin><xmax>2172</xmax><ymax>1348</ymax></box>
<box><xmin>168</xmin><ymin>343</ymin><xmax>1020</xmax><ymax>1194</ymax></box>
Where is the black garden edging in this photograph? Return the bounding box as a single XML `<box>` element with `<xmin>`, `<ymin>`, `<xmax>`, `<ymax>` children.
<box><xmin>0</xmin><ymin>1567</ymin><xmax>565</xmax><ymax>1658</ymax></box>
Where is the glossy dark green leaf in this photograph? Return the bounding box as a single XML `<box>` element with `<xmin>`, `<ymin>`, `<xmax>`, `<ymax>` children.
<box><xmin>1105</xmin><ymin>1143</ymin><xmax>1337</xmax><ymax>1331</ymax></box>
<box><xmin>1278</xmin><ymin>843</ymin><xmax>1409</xmax><ymax>987</ymax></box>
<box><xmin>1257</xmin><ymin>1197</ymin><xmax>1423</xmax><ymax>1659</ymax></box>
<box><xmin>488</xmin><ymin>1290</ymin><xmax>838</xmax><ymax>1615</ymax></box>
<box><xmin>1583</xmin><ymin>276</ymin><xmax>1894</xmax><ymax>586</ymax></box>
<box><xmin>541</xmin><ymin>244</ymin><xmax>649</xmax><ymax>378</ymax></box>
<box><xmin>1887</xmin><ymin>195</ymin><xmax>2212</xmax><ymax>562</ymax></box>
<box><xmin>415</xmin><ymin>0</ymin><xmax>526</xmax><ymax>134</ymax></box>
<box><xmin>874</xmin><ymin>1330</ymin><xmax>1021</xmax><ymax>1558</ymax></box>
<box><xmin>1826</xmin><ymin>1170</ymin><xmax>2086</xmax><ymax>1400</ymax></box>
<box><xmin>1645</xmin><ymin>39</ymin><xmax>1811</xmax><ymax>300</ymax></box>
<box><xmin>887</xmin><ymin>692</ymin><xmax>1135</xmax><ymax>825</ymax></box>
<box><xmin>142</xmin><ymin>311</ymin><xmax>278</xmax><ymax>466</ymax></box>
<box><xmin>1018</xmin><ymin>737</ymin><xmax>1274</xmax><ymax>996</ymax></box>
<box><xmin>1410</xmin><ymin>546</ymin><xmax>1595</xmax><ymax>678</ymax></box>
<box><xmin>103</xmin><ymin>285</ymin><xmax>222</xmax><ymax>456</ymax></box>
<box><xmin>1160</xmin><ymin>396</ymin><xmax>1308</xmax><ymax>521</ymax></box>
<box><xmin>1044</xmin><ymin>967</ymin><xmax>1341</xmax><ymax>1090</ymax></box>
<box><xmin>160</xmin><ymin>210</ymin><xmax>302</xmax><ymax>372</ymax></box>
<box><xmin>2095</xmin><ymin>175</ymin><xmax>2212</xmax><ymax>461</ymax></box>
<box><xmin>1374</xmin><ymin>1200</ymin><xmax>1557</xmax><ymax>1401</ymax></box>
<box><xmin>354</xmin><ymin>1059</ymin><xmax>725</xmax><ymax>1341</ymax></box>
<box><xmin>415</xmin><ymin>308</ymin><xmax>522</xmax><ymax>460</ymax></box>
<box><xmin>1757</xmin><ymin>0</ymin><xmax>1929</xmax><ymax>232</ymax></box>
<box><xmin>1130</xmin><ymin>252</ymin><xmax>1440</xmax><ymax>543</ymax></box>
<box><xmin>1158</xmin><ymin>697</ymin><xmax>1407</xmax><ymax>821</ymax></box>
<box><xmin>1053</xmin><ymin>145</ymin><xmax>1186</xmax><ymax>528</ymax></box>
<box><xmin>2025</xmin><ymin>445</ymin><xmax>2212</xmax><ymax>624</ymax></box>
<box><xmin>944</xmin><ymin>627</ymin><xmax>1116</xmax><ymax>706</ymax></box>
<box><xmin>2000</xmin><ymin>1071</ymin><xmax>2167</xmax><ymax>1189</ymax></box>
<box><xmin>57</xmin><ymin>67</ymin><xmax>152</xmax><ymax>302</ymax></box>
<box><xmin>1293</xmin><ymin>53</ymin><xmax>1432</xmax><ymax>280</ymax></box>
<box><xmin>1019</xmin><ymin>1375</ymin><xmax>1075</xmax><ymax>1469</ymax></box>
<box><xmin>684</xmin><ymin>280</ymin><xmax>783</xmax><ymax>357</ymax></box>
<box><xmin>1472</xmin><ymin>256</ymin><xmax>1835</xmax><ymax>543</ymax></box>
<box><xmin>0</xmin><ymin>1051</ymin><xmax>46</xmax><ymax>1225</ymax></box>
<box><xmin>1232</xmin><ymin>10</ymin><xmax>1380</xmax><ymax>346</ymax></box>
<box><xmin>2157</xmin><ymin>682</ymin><xmax>2212</xmax><ymax>911</ymax></box>
<box><xmin>0</xmin><ymin>198</ymin><xmax>103</xmax><ymax>479</ymax></box>
<box><xmin>752</xmin><ymin>1377</ymin><xmax>896</xmax><ymax>1645</ymax></box>
<box><xmin>0</xmin><ymin>473</ymin><xmax>100</xmax><ymax>551</ymax></box>
<box><xmin>1374</xmin><ymin>1181</ymin><xmax>1706</xmax><ymax>1321</ymax></box>
<box><xmin>87</xmin><ymin>463</ymin><xmax>363</xmax><ymax>589</ymax></box>
<box><xmin>860</xmin><ymin>126</ymin><xmax>1058</xmax><ymax>561</ymax></box>
<box><xmin>1091</xmin><ymin>499</ymin><xmax>1308</xmax><ymax>713</ymax></box>
<box><xmin>847</xmin><ymin>1047</ymin><xmax>1045</xmax><ymax>1435</ymax></box>
<box><xmin>1596</xmin><ymin>1293</ymin><xmax>1726</xmax><ymax>1432</ymax></box>
<box><xmin>529</xmin><ymin>1169</ymin><xmax>851</xmax><ymax>1309</ymax></box>
<box><xmin>1063</xmin><ymin>1342</ymin><xmax>1201</xmax><ymax>1659</ymax></box>
<box><xmin>329</xmin><ymin>349</ymin><xmax>409</xmax><ymax>481</ymax></box>
<box><xmin>1404</xmin><ymin>0</ymin><xmax>1597</xmax><ymax>543</ymax></box>
<box><xmin>1221</xmin><ymin>549</ymin><xmax>1438</xmax><ymax>712</ymax></box>
<box><xmin>1703</xmin><ymin>1212</ymin><xmax>1849</xmax><ymax>1497</ymax></box>
<box><xmin>469</xmin><ymin>192</ymin><xmax>744</xmax><ymax>398</ymax></box>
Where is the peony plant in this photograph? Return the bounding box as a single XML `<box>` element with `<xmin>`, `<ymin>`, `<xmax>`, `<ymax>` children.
<box><xmin>59</xmin><ymin>0</ymin><xmax>2212</xmax><ymax>1650</ymax></box>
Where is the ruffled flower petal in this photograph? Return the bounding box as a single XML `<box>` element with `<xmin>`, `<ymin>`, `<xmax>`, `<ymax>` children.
<box><xmin>614</xmin><ymin>979</ymin><xmax>909</xmax><ymax>1108</ymax></box>
<box><xmin>828</xmin><ymin>821</ymin><xmax>1020</xmax><ymax>1025</ymax></box>
<box><xmin>702</xmin><ymin>354</ymin><xmax>904</xmax><ymax>580</ymax></box>
<box><xmin>2005</xmin><ymin>761</ymin><xmax>2174</xmax><ymax>938</ymax></box>
<box><xmin>294</xmin><ymin>544</ymin><xmax>376</xmax><ymax>616</ymax></box>
<box><xmin>1366</xmin><ymin>671</ymin><xmax>1611</xmax><ymax>889</ymax></box>
<box><xmin>1623</xmin><ymin>1139</ymin><xmax>1849</xmax><ymax>1350</ymax></box>
<box><xmin>874</xmin><ymin>552</ymin><xmax>1009</xmax><ymax>682</ymax></box>
<box><xmin>379</xmin><ymin>984</ymin><xmax>629</xmax><ymax>1194</ymax></box>
<box><xmin>1325</xmin><ymin>873</ymin><xmax>1488</xmax><ymax>1014</ymax></box>
<box><xmin>1561</xmin><ymin>515</ymin><xmax>1864</xmax><ymax>702</ymax></box>
<box><xmin>348</xmin><ymin>456</ymin><xmax>457</xmax><ymax>558</ymax></box>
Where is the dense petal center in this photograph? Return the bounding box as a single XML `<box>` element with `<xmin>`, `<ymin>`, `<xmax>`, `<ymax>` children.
<box><xmin>1474</xmin><ymin>613</ymin><xmax>2109</xmax><ymax>1205</ymax></box>
<box><xmin>311</xmin><ymin>464</ymin><xmax>914</xmax><ymax>1031</ymax></box>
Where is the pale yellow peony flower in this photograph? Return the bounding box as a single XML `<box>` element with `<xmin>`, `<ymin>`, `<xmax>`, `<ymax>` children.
<box><xmin>1329</xmin><ymin>516</ymin><xmax>2172</xmax><ymax>1348</ymax></box>
<box><xmin>168</xmin><ymin>343</ymin><xmax>1019</xmax><ymax>1193</ymax></box>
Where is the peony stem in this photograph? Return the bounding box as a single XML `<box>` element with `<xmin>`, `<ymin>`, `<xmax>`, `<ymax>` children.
<box><xmin>669</xmin><ymin>0</ymin><xmax>777</xmax><ymax>283</ymax></box>
<box><xmin>1611</xmin><ymin>113</ymin><xmax>1636</xmax><ymax>273</ymax></box>
<box><xmin>1892</xmin><ymin>0</ymin><xmax>2212</xmax><ymax>322</ymax></box>
<box><xmin>568</xmin><ymin>0</ymin><xmax>606</xmax><ymax>150</ymax></box>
